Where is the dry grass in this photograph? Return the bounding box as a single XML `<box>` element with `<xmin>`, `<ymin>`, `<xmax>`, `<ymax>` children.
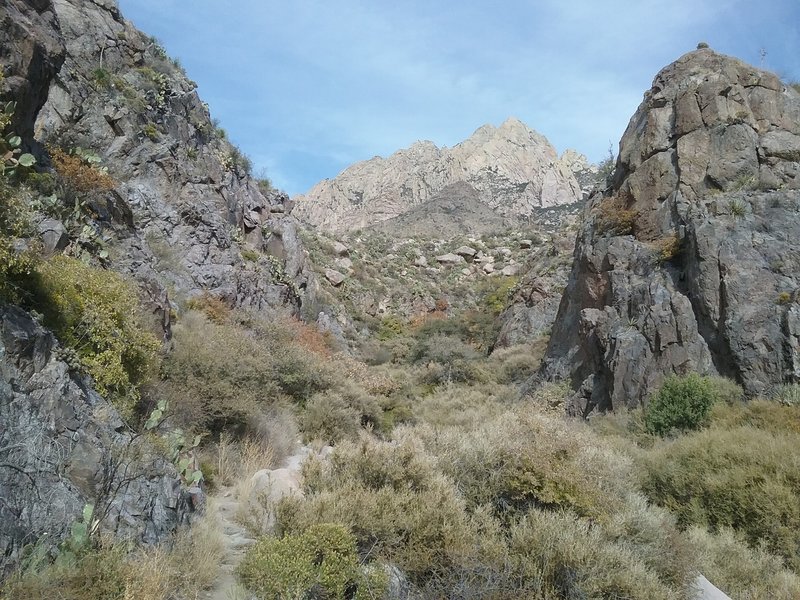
<box><xmin>1</xmin><ymin>509</ymin><xmax>223</xmax><ymax>600</ymax></box>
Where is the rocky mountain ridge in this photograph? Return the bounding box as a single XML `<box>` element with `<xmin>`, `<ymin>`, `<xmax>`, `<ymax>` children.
<box><xmin>293</xmin><ymin>117</ymin><xmax>587</xmax><ymax>233</ymax></box>
<box><xmin>0</xmin><ymin>0</ymin><xmax>323</xmax><ymax>571</ymax></box>
<box><xmin>31</xmin><ymin>0</ymin><xmax>320</xmax><ymax>320</ymax></box>
<box><xmin>541</xmin><ymin>48</ymin><xmax>800</xmax><ymax>414</ymax></box>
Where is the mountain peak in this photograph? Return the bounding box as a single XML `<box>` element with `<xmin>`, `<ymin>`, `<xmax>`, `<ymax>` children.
<box><xmin>293</xmin><ymin>118</ymin><xmax>582</xmax><ymax>233</ymax></box>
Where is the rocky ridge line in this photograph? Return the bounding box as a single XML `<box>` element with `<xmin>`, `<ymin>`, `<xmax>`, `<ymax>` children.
<box><xmin>293</xmin><ymin>117</ymin><xmax>584</xmax><ymax>233</ymax></box>
<box><xmin>541</xmin><ymin>48</ymin><xmax>800</xmax><ymax>415</ymax></box>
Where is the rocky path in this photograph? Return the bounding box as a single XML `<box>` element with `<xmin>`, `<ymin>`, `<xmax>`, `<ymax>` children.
<box><xmin>201</xmin><ymin>446</ymin><xmax>313</xmax><ymax>600</ymax></box>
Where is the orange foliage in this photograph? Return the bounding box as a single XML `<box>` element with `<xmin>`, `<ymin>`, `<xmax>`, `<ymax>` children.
<box><xmin>50</xmin><ymin>147</ymin><xmax>116</xmax><ymax>193</ymax></box>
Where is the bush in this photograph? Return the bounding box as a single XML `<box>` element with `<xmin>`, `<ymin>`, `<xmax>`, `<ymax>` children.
<box><xmin>237</xmin><ymin>524</ymin><xmax>386</xmax><ymax>600</ymax></box>
<box><xmin>688</xmin><ymin>526</ymin><xmax>800</xmax><ymax>599</ymax></box>
<box><xmin>596</xmin><ymin>197</ymin><xmax>636</xmax><ymax>236</ymax></box>
<box><xmin>49</xmin><ymin>147</ymin><xmax>116</xmax><ymax>194</ymax></box>
<box><xmin>162</xmin><ymin>311</ymin><xmax>328</xmax><ymax>434</ymax></box>
<box><xmin>411</xmin><ymin>333</ymin><xmax>484</xmax><ymax>385</ymax></box>
<box><xmin>645</xmin><ymin>373</ymin><xmax>716</xmax><ymax>436</ymax></box>
<box><xmin>300</xmin><ymin>385</ymin><xmax>381</xmax><ymax>444</ymax></box>
<box><xmin>0</xmin><ymin>180</ymin><xmax>37</xmax><ymax>301</ymax></box>
<box><xmin>31</xmin><ymin>255</ymin><xmax>160</xmax><ymax>418</ymax></box>
<box><xmin>639</xmin><ymin>425</ymin><xmax>800</xmax><ymax>569</ymax></box>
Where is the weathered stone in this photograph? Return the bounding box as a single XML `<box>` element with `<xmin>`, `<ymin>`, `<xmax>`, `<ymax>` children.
<box><xmin>37</xmin><ymin>217</ymin><xmax>69</xmax><ymax>254</ymax></box>
<box><xmin>435</xmin><ymin>253</ymin><xmax>464</xmax><ymax>264</ymax></box>
<box><xmin>0</xmin><ymin>305</ymin><xmax>190</xmax><ymax>572</ymax></box>
<box><xmin>331</xmin><ymin>241</ymin><xmax>349</xmax><ymax>256</ymax></box>
<box><xmin>324</xmin><ymin>268</ymin><xmax>346</xmax><ymax>286</ymax></box>
<box><xmin>542</xmin><ymin>49</ymin><xmax>800</xmax><ymax>412</ymax></box>
<box><xmin>455</xmin><ymin>245</ymin><xmax>477</xmax><ymax>259</ymax></box>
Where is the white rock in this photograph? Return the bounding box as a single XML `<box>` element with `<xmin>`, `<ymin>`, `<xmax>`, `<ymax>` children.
<box><xmin>335</xmin><ymin>257</ymin><xmax>353</xmax><ymax>270</ymax></box>
<box><xmin>435</xmin><ymin>253</ymin><xmax>464</xmax><ymax>264</ymax></box>
<box><xmin>483</xmin><ymin>263</ymin><xmax>495</xmax><ymax>274</ymax></box>
<box><xmin>501</xmin><ymin>264</ymin><xmax>522</xmax><ymax>276</ymax></box>
<box><xmin>519</xmin><ymin>239</ymin><xmax>533</xmax><ymax>249</ymax></box>
<box><xmin>461</xmin><ymin>268</ymin><xmax>472</xmax><ymax>276</ymax></box>
<box><xmin>331</xmin><ymin>241</ymin><xmax>349</xmax><ymax>255</ymax></box>
<box><xmin>455</xmin><ymin>245</ymin><xmax>477</xmax><ymax>259</ymax></box>
<box><xmin>414</xmin><ymin>256</ymin><xmax>428</xmax><ymax>267</ymax></box>
<box><xmin>324</xmin><ymin>268</ymin><xmax>346</xmax><ymax>286</ymax></box>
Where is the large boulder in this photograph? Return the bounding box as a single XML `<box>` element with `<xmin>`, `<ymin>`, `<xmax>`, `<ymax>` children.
<box><xmin>542</xmin><ymin>48</ymin><xmax>800</xmax><ymax>415</ymax></box>
<box><xmin>0</xmin><ymin>305</ymin><xmax>190</xmax><ymax>573</ymax></box>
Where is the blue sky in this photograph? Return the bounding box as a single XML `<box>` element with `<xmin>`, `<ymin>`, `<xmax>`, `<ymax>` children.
<box><xmin>119</xmin><ymin>0</ymin><xmax>799</xmax><ymax>196</ymax></box>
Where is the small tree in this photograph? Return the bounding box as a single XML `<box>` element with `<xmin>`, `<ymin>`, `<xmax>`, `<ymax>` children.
<box><xmin>645</xmin><ymin>374</ymin><xmax>716</xmax><ymax>436</ymax></box>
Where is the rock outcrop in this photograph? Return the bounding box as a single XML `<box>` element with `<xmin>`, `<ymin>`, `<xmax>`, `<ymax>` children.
<box><xmin>0</xmin><ymin>305</ymin><xmax>189</xmax><ymax>573</ymax></box>
<box><xmin>294</xmin><ymin>118</ymin><xmax>583</xmax><ymax>233</ymax></box>
<box><xmin>542</xmin><ymin>48</ymin><xmax>800</xmax><ymax>415</ymax></box>
<box><xmin>0</xmin><ymin>0</ymin><xmax>65</xmax><ymax>142</ymax></box>
<box><xmin>31</xmin><ymin>0</ymin><xmax>317</xmax><ymax>316</ymax></box>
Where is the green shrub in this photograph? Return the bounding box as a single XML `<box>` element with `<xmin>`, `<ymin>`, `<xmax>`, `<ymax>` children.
<box><xmin>411</xmin><ymin>333</ymin><xmax>484</xmax><ymax>385</ymax></box>
<box><xmin>237</xmin><ymin>524</ymin><xmax>386</xmax><ymax>600</ymax></box>
<box><xmin>31</xmin><ymin>256</ymin><xmax>160</xmax><ymax>418</ymax></box>
<box><xmin>645</xmin><ymin>373</ymin><xmax>716</xmax><ymax>436</ymax></box>
<box><xmin>639</xmin><ymin>426</ymin><xmax>800</xmax><ymax>569</ymax></box>
<box><xmin>299</xmin><ymin>380</ymin><xmax>384</xmax><ymax>444</ymax></box>
<box><xmin>0</xmin><ymin>181</ymin><xmax>37</xmax><ymax>301</ymax></box>
<box><xmin>688</xmin><ymin>526</ymin><xmax>800</xmax><ymax>599</ymax></box>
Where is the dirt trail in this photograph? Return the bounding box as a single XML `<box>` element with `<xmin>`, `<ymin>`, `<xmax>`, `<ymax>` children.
<box><xmin>202</xmin><ymin>446</ymin><xmax>312</xmax><ymax>600</ymax></box>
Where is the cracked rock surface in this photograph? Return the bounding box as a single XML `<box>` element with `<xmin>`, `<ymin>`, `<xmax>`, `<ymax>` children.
<box><xmin>541</xmin><ymin>49</ymin><xmax>800</xmax><ymax>415</ymax></box>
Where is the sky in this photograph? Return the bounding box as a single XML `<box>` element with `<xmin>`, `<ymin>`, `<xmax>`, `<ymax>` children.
<box><xmin>118</xmin><ymin>0</ymin><xmax>799</xmax><ymax>196</ymax></box>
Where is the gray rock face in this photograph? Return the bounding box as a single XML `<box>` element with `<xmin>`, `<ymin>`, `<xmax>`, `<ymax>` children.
<box><xmin>294</xmin><ymin>118</ymin><xmax>583</xmax><ymax>233</ymax></box>
<box><xmin>542</xmin><ymin>49</ymin><xmax>800</xmax><ymax>414</ymax></box>
<box><xmin>31</xmin><ymin>0</ymin><xmax>317</xmax><ymax>316</ymax></box>
<box><xmin>0</xmin><ymin>0</ymin><xmax>65</xmax><ymax>142</ymax></box>
<box><xmin>0</xmin><ymin>305</ymin><xmax>189</xmax><ymax>573</ymax></box>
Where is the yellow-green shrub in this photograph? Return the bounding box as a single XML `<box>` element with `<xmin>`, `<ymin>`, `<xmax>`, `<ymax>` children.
<box><xmin>237</xmin><ymin>524</ymin><xmax>386</xmax><ymax>600</ymax></box>
<box><xmin>32</xmin><ymin>255</ymin><xmax>159</xmax><ymax>418</ymax></box>
<box><xmin>276</xmin><ymin>434</ymin><xmax>481</xmax><ymax>582</ymax></box>
<box><xmin>639</xmin><ymin>425</ymin><xmax>800</xmax><ymax>569</ymax></box>
<box><xmin>161</xmin><ymin>310</ymin><xmax>342</xmax><ymax>435</ymax></box>
<box><xmin>0</xmin><ymin>182</ymin><xmax>37</xmax><ymax>301</ymax></box>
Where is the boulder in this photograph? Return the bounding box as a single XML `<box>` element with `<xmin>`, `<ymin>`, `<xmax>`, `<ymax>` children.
<box><xmin>324</xmin><ymin>268</ymin><xmax>346</xmax><ymax>286</ymax></box>
<box><xmin>331</xmin><ymin>241</ymin><xmax>349</xmax><ymax>256</ymax></box>
<box><xmin>435</xmin><ymin>253</ymin><xmax>464</xmax><ymax>265</ymax></box>
<box><xmin>455</xmin><ymin>245</ymin><xmax>477</xmax><ymax>260</ymax></box>
<box><xmin>38</xmin><ymin>217</ymin><xmax>69</xmax><ymax>254</ymax></box>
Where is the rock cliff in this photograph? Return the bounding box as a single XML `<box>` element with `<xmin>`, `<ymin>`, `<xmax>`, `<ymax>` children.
<box><xmin>31</xmin><ymin>0</ymin><xmax>318</xmax><ymax>318</ymax></box>
<box><xmin>542</xmin><ymin>48</ymin><xmax>800</xmax><ymax>415</ymax></box>
<box><xmin>0</xmin><ymin>305</ymin><xmax>189</xmax><ymax>572</ymax></box>
<box><xmin>0</xmin><ymin>0</ymin><xmax>322</xmax><ymax>573</ymax></box>
<box><xmin>293</xmin><ymin>118</ymin><xmax>583</xmax><ymax>233</ymax></box>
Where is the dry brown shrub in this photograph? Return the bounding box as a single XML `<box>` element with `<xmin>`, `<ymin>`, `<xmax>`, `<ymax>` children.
<box><xmin>596</xmin><ymin>197</ymin><xmax>637</xmax><ymax>236</ymax></box>
<box><xmin>280</xmin><ymin>316</ymin><xmax>333</xmax><ymax>358</ymax></box>
<box><xmin>49</xmin><ymin>147</ymin><xmax>116</xmax><ymax>193</ymax></box>
<box><xmin>185</xmin><ymin>291</ymin><xmax>231</xmax><ymax>323</ymax></box>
